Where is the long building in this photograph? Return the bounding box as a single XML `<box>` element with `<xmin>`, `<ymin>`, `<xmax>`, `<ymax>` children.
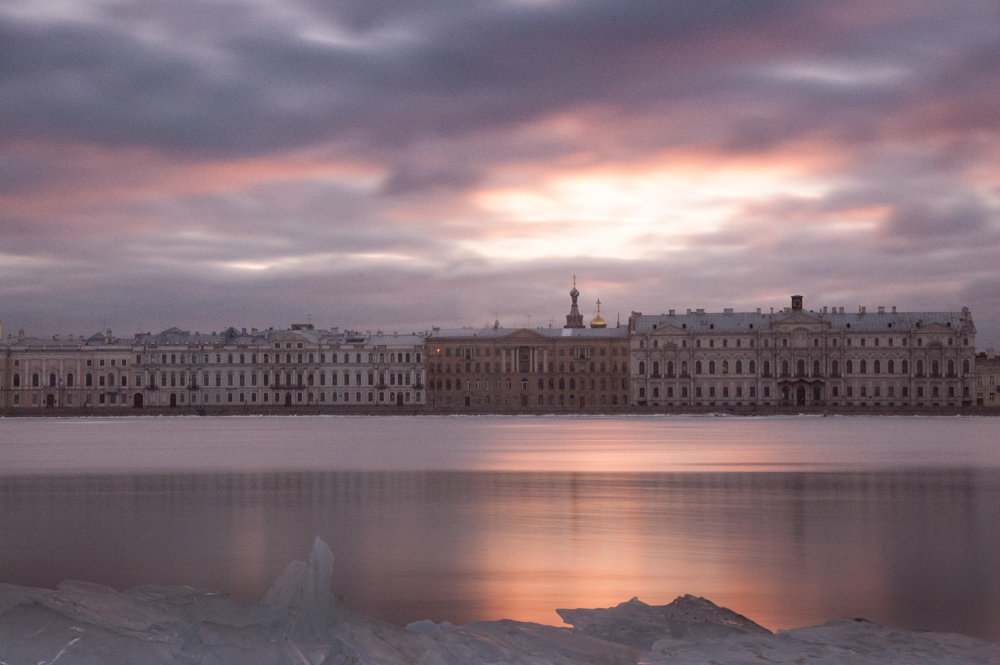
<box><xmin>628</xmin><ymin>295</ymin><xmax>977</xmax><ymax>410</ymax></box>
<box><xmin>0</xmin><ymin>290</ymin><xmax>983</xmax><ymax>414</ymax></box>
<box><xmin>0</xmin><ymin>324</ymin><xmax>426</xmax><ymax>412</ymax></box>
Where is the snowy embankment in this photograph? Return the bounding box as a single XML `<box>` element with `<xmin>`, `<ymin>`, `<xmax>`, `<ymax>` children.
<box><xmin>1</xmin><ymin>538</ymin><xmax>997</xmax><ymax>665</ymax></box>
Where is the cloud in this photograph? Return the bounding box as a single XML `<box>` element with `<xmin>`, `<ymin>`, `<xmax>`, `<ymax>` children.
<box><xmin>1</xmin><ymin>0</ymin><xmax>999</xmax><ymax>347</ymax></box>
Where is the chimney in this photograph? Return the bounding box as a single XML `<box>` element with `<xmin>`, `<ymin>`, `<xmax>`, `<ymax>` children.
<box><xmin>791</xmin><ymin>295</ymin><xmax>803</xmax><ymax>310</ymax></box>
<box><xmin>878</xmin><ymin>306</ymin><xmax>885</xmax><ymax>314</ymax></box>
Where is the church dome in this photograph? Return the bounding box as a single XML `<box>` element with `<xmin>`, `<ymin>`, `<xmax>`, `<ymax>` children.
<box><xmin>590</xmin><ymin>299</ymin><xmax>607</xmax><ymax>328</ymax></box>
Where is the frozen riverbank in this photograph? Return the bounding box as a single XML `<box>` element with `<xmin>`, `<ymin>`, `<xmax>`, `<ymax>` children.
<box><xmin>1</xmin><ymin>538</ymin><xmax>997</xmax><ymax>665</ymax></box>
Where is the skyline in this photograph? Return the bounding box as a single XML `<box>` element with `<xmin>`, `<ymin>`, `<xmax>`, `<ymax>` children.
<box><xmin>3</xmin><ymin>1</ymin><xmax>999</xmax><ymax>347</ymax></box>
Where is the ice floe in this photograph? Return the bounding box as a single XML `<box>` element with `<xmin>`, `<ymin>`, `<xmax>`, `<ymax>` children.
<box><xmin>0</xmin><ymin>538</ymin><xmax>997</xmax><ymax>664</ymax></box>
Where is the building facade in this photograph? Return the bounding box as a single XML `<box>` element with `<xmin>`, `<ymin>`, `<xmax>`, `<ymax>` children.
<box><xmin>1</xmin><ymin>292</ymin><xmax>982</xmax><ymax>414</ymax></box>
<box><xmin>974</xmin><ymin>349</ymin><xmax>999</xmax><ymax>407</ymax></box>
<box><xmin>425</xmin><ymin>326</ymin><xmax>630</xmax><ymax>412</ymax></box>
<box><xmin>424</xmin><ymin>285</ymin><xmax>630</xmax><ymax>412</ymax></box>
<box><xmin>629</xmin><ymin>296</ymin><xmax>977</xmax><ymax>410</ymax></box>
<box><xmin>1</xmin><ymin>325</ymin><xmax>426</xmax><ymax>412</ymax></box>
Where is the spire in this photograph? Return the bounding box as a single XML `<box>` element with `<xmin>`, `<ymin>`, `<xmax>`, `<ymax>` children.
<box><xmin>565</xmin><ymin>277</ymin><xmax>584</xmax><ymax>328</ymax></box>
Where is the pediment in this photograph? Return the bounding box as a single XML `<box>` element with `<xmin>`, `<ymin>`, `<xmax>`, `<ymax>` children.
<box><xmin>773</xmin><ymin>312</ymin><xmax>826</xmax><ymax>329</ymax></box>
<box><xmin>648</xmin><ymin>324</ymin><xmax>688</xmax><ymax>334</ymax></box>
<box><xmin>159</xmin><ymin>326</ymin><xmax>187</xmax><ymax>336</ymax></box>
<box><xmin>917</xmin><ymin>322</ymin><xmax>954</xmax><ymax>334</ymax></box>
<box><xmin>502</xmin><ymin>328</ymin><xmax>550</xmax><ymax>341</ymax></box>
<box><xmin>270</xmin><ymin>331</ymin><xmax>310</xmax><ymax>342</ymax></box>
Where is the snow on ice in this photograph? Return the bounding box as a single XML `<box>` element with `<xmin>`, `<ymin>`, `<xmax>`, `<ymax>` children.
<box><xmin>1</xmin><ymin>537</ymin><xmax>998</xmax><ymax>664</ymax></box>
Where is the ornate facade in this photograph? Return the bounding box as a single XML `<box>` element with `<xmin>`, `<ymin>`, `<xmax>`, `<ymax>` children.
<box><xmin>0</xmin><ymin>291</ymin><xmax>981</xmax><ymax>414</ymax></box>
<box><xmin>1</xmin><ymin>325</ymin><xmax>426</xmax><ymax>412</ymax></box>
<box><xmin>424</xmin><ymin>284</ymin><xmax>630</xmax><ymax>412</ymax></box>
<box><xmin>425</xmin><ymin>326</ymin><xmax>630</xmax><ymax>412</ymax></box>
<box><xmin>629</xmin><ymin>296</ymin><xmax>977</xmax><ymax>409</ymax></box>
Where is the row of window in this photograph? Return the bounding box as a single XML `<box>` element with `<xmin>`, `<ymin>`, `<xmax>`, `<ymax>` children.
<box><xmin>636</xmin><ymin>358</ymin><xmax>971</xmax><ymax>377</ymax></box>
<box><xmin>637</xmin><ymin>335</ymin><xmax>970</xmax><ymax>350</ymax></box>
<box><xmin>11</xmin><ymin>390</ymin><xmax>423</xmax><ymax>407</ymax></box>
<box><xmin>439</xmin><ymin>345</ymin><xmax>625</xmax><ymax>359</ymax></box>
<box><xmin>433</xmin><ymin>377</ymin><xmax>630</xmax><ymax>392</ymax></box>
<box><xmin>639</xmin><ymin>383</ymin><xmax>969</xmax><ymax>401</ymax></box>
<box><xmin>138</xmin><ymin>351</ymin><xmax>420</xmax><ymax>365</ymax></box>
<box><xmin>10</xmin><ymin>372</ymin><xmax>124</xmax><ymax>388</ymax></box>
<box><xmin>12</xmin><ymin>358</ymin><xmax>127</xmax><ymax>367</ymax></box>
<box><xmin>140</xmin><ymin>369</ymin><xmax>420</xmax><ymax>389</ymax></box>
<box><xmin>431</xmin><ymin>360</ymin><xmax>626</xmax><ymax>374</ymax></box>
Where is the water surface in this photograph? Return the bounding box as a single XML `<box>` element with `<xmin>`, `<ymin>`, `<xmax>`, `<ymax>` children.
<box><xmin>1</xmin><ymin>415</ymin><xmax>998</xmax><ymax>640</ymax></box>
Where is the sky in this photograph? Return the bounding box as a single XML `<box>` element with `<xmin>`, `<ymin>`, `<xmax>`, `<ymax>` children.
<box><xmin>2</xmin><ymin>0</ymin><xmax>999</xmax><ymax>347</ymax></box>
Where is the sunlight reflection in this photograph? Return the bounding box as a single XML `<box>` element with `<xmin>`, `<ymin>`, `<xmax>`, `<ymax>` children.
<box><xmin>470</xmin><ymin>163</ymin><xmax>828</xmax><ymax>261</ymax></box>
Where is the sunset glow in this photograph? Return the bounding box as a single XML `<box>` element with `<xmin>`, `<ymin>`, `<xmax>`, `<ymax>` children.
<box><xmin>1</xmin><ymin>1</ymin><xmax>997</xmax><ymax>345</ymax></box>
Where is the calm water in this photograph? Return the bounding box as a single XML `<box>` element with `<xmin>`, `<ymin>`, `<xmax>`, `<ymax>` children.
<box><xmin>1</xmin><ymin>415</ymin><xmax>999</xmax><ymax>641</ymax></box>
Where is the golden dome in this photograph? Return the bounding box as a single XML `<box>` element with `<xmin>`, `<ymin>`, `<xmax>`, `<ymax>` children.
<box><xmin>590</xmin><ymin>299</ymin><xmax>607</xmax><ymax>328</ymax></box>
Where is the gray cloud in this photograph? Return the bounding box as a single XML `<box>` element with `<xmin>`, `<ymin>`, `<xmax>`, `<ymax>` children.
<box><xmin>2</xmin><ymin>0</ymin><xmax>999</xmax><ymax>348</ymax></box>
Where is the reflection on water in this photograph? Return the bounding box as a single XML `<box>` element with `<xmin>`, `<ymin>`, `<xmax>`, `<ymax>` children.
<box><xmin>2</xmin><ymin>468</ymin><xmax>999</xmax><ymax>641</ymax></box>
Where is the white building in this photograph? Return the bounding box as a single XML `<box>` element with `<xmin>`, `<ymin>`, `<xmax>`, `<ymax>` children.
<box><xmin>1</xmin><ymin>324</ymin><xmax>425</xmax><ymax>412</ymax></box>
<box><xmin>628</xmin><ymin>295</ymin><xmax>976</xmax><ymax>410</ymax></box>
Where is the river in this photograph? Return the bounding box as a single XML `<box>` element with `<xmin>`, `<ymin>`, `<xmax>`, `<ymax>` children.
<box><xmin>1</xmin><ymin>415</ymin><xmax>998</xmax><ymax>640</ymax></box>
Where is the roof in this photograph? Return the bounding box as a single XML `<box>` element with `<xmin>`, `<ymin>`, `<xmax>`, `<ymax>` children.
<box><xmin>630</xmin><ymin>308</ymin><xmax>975</xmax><ymax>334</ymax></box>
<box><xmin>427</xmin><ymin>326</ymin><xmax>628</xmax><ymax>340</ymax></box>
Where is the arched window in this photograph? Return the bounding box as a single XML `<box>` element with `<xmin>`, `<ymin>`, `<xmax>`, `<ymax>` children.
<box><xmin>652</xmin><ymin>361</ymin><xmax>660</xmax><ymax>377</ymax></box>
<box><xmin>667</xmin><ymin>360</ymin><xmax>674</xmax><ymax>377</ymax></box>
<box><xmin>66</xmin><ymin>373</ymin><xmax>74</xmax><ymax>387</ymax></box>
<box><xmin>12</xmin><ymin>373</ymin><xmax>20</xmax><ymax>387</ymax></box>
<box><xmin>860</xmin><ymin>360</ymin><xmax>867</xmax><ymax>374</ymax></box>
<box><xmin>797</xmin><ymin>359</ymin><xmax>805</xmax><ymax>376</ymax></box>
<box><xmin>963</xmin><ymin>359</ymin><xmax>970</xmax><ymax>374</ymax></box>
<box><xmin>32</xmin><ymin>373</ymin><xmax>39</xmax><ymax>387</ymax></box>
<box><xmin>846</xmin><ymin>360</ymin><xmax>853</xmax><ymax>374</ymax></box>
<box><xmin>721</xmin><ymin>360</ymin><xmax>729</xmax><ymax>374</ymax></box>
<box><xmin>638</xmin><ymin>361</ymin><xmax>646</xmax><ymax>375</ymax></box>
<box><xmin>681</xmin><ymin>361</ymin><xmax>688</xmax><ymax>376</ymax></box>
<box><xmin>831</xmin><ymin>360</ymin><xmax>839</xmax><ymax>376</ymax></box>
<box><xmin>762</xmin><ymin>360</ymin><xmax>769</xmax><ymax>376</ymax></box>
<box><xmin>708</xmin><ymin>360</ymin><xmax>716</xmax><ymax>374</ymax></box>
<box><xmin>735</xmin><ymin>360</ymin><xmax>742</xmax><ymax>374</ymax></box>
<box><xmin>695</xmin><ymin>360</ymin><xmax>702</xmax><ymax>374</ymax></box>
<box><xmin>916</xmin><ymin>360</ymin><xmax>924</xmax><ymax>375</ymax></box>
<box><xmin>86</xmin><ymin>373</ymin><xmax>93</xmax><ymax>387</ymax></box>
<box><xmin>887</xmin><ymin>359</ymin><xmax>895</xmax><ymax>374</ymax></box>
<box><xmin>813</xmin><ymin>360</ymin><xmax>821</xmax><ymax>377</ymax></box>
<box><xmin>874</xmin><ymin>360</ymin><xmax>880</xmax><ymax>375</ymax></box>
<box><xmin>932</xmin><ymin>360</ymin><xmax>940</xmax><ymax>377</ymax></box>
<box><xmin>49</xmin><ymin>373</ymin><xmax>57</xmax><ymax>387</ymax></box>
<box><xmin>947</xmin><ymin>359</ymin><xmax>955</xmax><ymax>376</ymax></box>
<box><xmin>749</xmin><ymin>360</ymin><xmax>756</xmax><ymax>374</ymax></box>
<box><xmin>569</xmin><ymin>378</ymin><xmax>576</xmax><ymax>390</ymax></box>
<box><xmin>782</xmin><ymin>360</ymin><xmax>789</xmax><ymax>377</ymax></box>
<box><xmin>902</xmin><ymin>359</ymin><xmax>909</xmax><ymax>374</ymax></box>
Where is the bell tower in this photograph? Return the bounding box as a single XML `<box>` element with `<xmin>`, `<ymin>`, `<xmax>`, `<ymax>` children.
<box><xmin>564</xmin><ymin>276</ymin><xmax>584</xmax><ymax>329</ymax></box>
